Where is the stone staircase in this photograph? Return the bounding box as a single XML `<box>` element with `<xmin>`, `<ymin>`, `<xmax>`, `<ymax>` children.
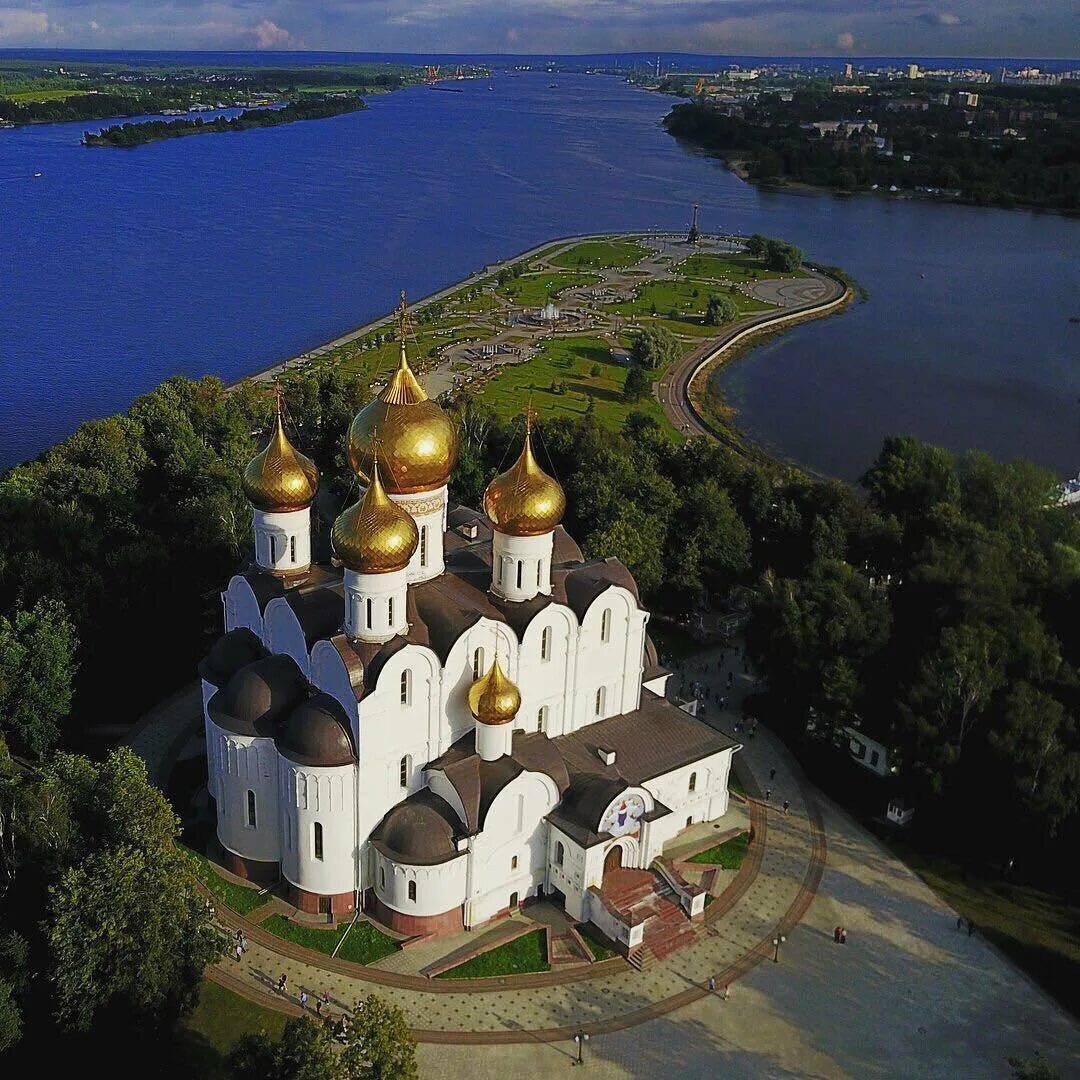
<box><xmin>600</xmin><ymin>868</ymin><xmax>698</xmax><ymax>970</ymax></box>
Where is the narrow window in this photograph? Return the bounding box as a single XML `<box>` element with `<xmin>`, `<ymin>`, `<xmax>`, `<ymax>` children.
<box><xmin>400</xmin><ymin>669</ymin><xmax>410</xmax><ymax>706</ymax></box>
<box><xmin>601</xmin><ymin>608</ymin><xmax>612</xmax><ymax>643</ymax></box>
<box><xmin>541</xmin><ymin>626</ymin><xmax>552</xmax><ymax>662</ymax></box>
<box><xmin>870</xmin><ymin>750</ymin><xmax>880</xmax><ymax>768</ymax></box>
<box><xmin>473</xmin><ymin>646</ymin><xmax>484</xmax><ymax>680</ymax></box>
<box><xmin>687</xmin><ymin>816</ymin><xmax>693</xmax><ymax>828</ymax></box>
<box><xmin>379</xmin><ymin>866</ymin><xmax>386</xmax><ymax>889</ymax></box>
<box><xmin>246</xmin><ymin>789</ymin><xmax>256</xmax><ymax>829</ymax></box>
<box><xmin>289</xmin><ymin>535</ymin><xmax>297</xmax><ymax>563</ymax></box>
<box><xmin>420</xmin><ymin>526</ymin><xmax>428</xmax><ymax>568</ymax></box>
<box><xmin>511</xmin><ymin>854</ymin><xmax>518</xmax><ymax>870</ymax></box>
<box><xmin>313</xmin><ymin>822</ymin><xmax>324</xmax><ymax>861</ymax></box>
<box><xmin>366</xmin><ymin>597</ymin><xmax>373</xmax><ymax>629</ymax></box>
<box><xmin>537</xmin><ymin>705</ymin><xmax>548</xmax><ymax>733</ymax></box>
<box><xmin>555</xmin><ymin>841</ymin><xmax>564</xmax><ymax>866</ymax></box>
<box><xmin>537</xmin><ymin>561</ymin><xmax>543</xmax><ymax>588</ymax></box>
<box><xmin>284</xmin><ymin>813</ymin><xmax>291</xmax><ymax>851</ymax></box>
<box><xmin>399</xmin><ymin>755</ymin><xmax>410</xmax><ymax>788</ymax></box>
<box><xmin>268</xmin><ymin>534</ymin><xmax>277</xmax><ymax>563</ymax></box>
<box><xmin>595</xmin><ymin>686</ymin><xmax>605</xmax><ymax>716</ymax></box>
<box><xmin>408</xmin><ymin>879</ymin><xmax>417</xmax><ymax>902</ymax></box>
<box><xmin>388</xmin><ymin>595</ymin><xmax>394</xmax><ymax>627</ymax></box>
<box><xmin>516</xmin><ymin>560</ymin><xmax>523</xmax><ymax>589</ymax></box>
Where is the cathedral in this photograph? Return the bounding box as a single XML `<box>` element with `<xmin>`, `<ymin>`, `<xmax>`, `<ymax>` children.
<box><xmin>201</xmin><ymin>313</ymin><xmax>738</xmax><ymax>941</ymax></box>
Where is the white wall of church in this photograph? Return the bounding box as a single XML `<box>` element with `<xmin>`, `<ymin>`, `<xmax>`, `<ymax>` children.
<box><xmin>515</xmin><ymin>606</ymin><xmax>576</xmax><ymax>738</ymax></box>
<box><xmin>208</xmin><ymin>722</ymin><xmax>281</xmax><ymax>865</ymax></box>
<box><xmin>547</xmin><ymin>827</ymin><xmax>588</xmax><ymax>921</ymax></box>
<box><xmin>263</xmin><ymin>597</ymin><xmax>312</xmax><ymax>678</ymax></box>
<box><xmin>253</xmin><ymin>507</ymin><xmax>311</xmax><ymax>574</ymax></box>
<box><xmin>372</xmin><ymin>850</ymin><xmax>467</xmax><ymax>917</ymax></box>
<box><xmin>440</xmin><ymin>621</ymin><xmax>517</xmax><ymax>752</ymax></box>
<box><xmin>389</xmin><ymin>486</ymin><xmax>447</xmax><ymax>584</ymax></box>
<box><xmin>570</xmin><ymin>587</ymin><xmax>644</xmax><ymax>732</ymax></box>
<box><xmin>644</xmin><ymin>750</ymin><xmax>734</xmax><ymax>834</ymax></box>
<box><xmin>223</xmin><ymin>576</ymin><xmax>264</xmax><ymax>638</ymax></box>
<box><xmin>310</xmin><ymin>640</ymin><xmax>363</xmax><ymax>719</ymax></box>
<box><xmin>466</xmin><ymin>771</ymin><xmax>558</xmax><ymax>925</ymax></box>
<box><xmin>278</xmin><ymin>758</ymin><xmax>356</xmax><ymax>899</ymax></box>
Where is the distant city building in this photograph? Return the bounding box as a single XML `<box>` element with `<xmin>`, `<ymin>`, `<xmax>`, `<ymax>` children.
<box><xmin>843</xmin><ymin>63</ymin><xmax>854</xmax><ymax>81</ymax></box>
<box><xmin>833</xmin><ymin>84</ymin><xmax>870</xmax><ymax>94</ymax></box>
<box><xmin>906</xmin><ymin>63</ymin><xmax>921</xmax><ymax>80</ymax></box>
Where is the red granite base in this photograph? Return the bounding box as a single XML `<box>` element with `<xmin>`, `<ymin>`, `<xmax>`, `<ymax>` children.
<box><xmin>221</xmin><ymin>848</ymin><xmax>279</xmax><ymax>885</ymax></box>
<box><xmin>369</xmin><ymin>893</ymin><xmax>464</xmax><ymax>937</ymax></box>
<box><xmin>288</xmin><ymin>882</ymin><xmax>356</xmax><ymax>917</ymax></box>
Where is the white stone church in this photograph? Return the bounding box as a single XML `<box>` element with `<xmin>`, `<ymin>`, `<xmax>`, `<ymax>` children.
<box><xmin>201</xmin><ymin>327</ymin><xmax>738</xmax><ymax>942</ymax></box>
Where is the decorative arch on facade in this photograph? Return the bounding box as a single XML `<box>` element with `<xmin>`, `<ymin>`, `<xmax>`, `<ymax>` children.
<box><xmin>596</xmin><ymin>785</ymin><xmax>655</xmax><ymax>838</ymax></box>
<box><xmin>263</xmin><ymin>597</ymin><xmax>311</xmax><ymax>678</ymax></box>
<box><xmin>224</xmin><ymin>575</ymin><xmax>265</xmax><ymax>638</ymax></box>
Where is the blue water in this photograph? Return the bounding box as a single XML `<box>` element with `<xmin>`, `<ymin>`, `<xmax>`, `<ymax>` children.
<box><xmin>2</xmin><ymin>68</ymin><xmax>1079</xmax><ymax>478</ymax></box>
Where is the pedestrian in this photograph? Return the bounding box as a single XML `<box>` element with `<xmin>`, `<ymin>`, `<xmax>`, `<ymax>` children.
<box><xmin>728</xmin><ymin>672</ymin><xmax>734</xmax><ymax>687</ymax></box>
<box><xmin>277</xmin><ymin>973</ymin><xmax>288</xmax><ymax>995</ymax></box>
<box><xmin>782</xmin><ymin>799</ymin><xmax>790</xmax><ymax>815</ymax></box>
<box><xmin>764</xmin><ymin>788</ymin><xmax>771</xmax><ymax>803</ymax></box>
<box><xmin>322</xmin><ymin>990</ymin><xmax>331</xmax><ymax>1014</ymax></box>
<box><xmin>234</xmin><ymin>942</ymin><xmax>243</xmax><ymax>962</ymax></box>
<box><xmin>239</xmin><ymin>933</ymin><xmax>248</xmax><ymax>954</ymax></box>
<box><xmin>956</xmin><ymin>915</ymin><xmax>963</xmax><ymax>932</ymax></box>
<box><xmin>719</xmin><ymin>696</ymin><xmax>726</xmax><ymax>710</ymax></box>
<box><xmin>840</xmin><ymin>928</ymin><xmax>847</xmax><ymax>944</ymax></box>
<box><xmin>235</xmin><ymin>929</ymin><xmax>243</xmax><ymax>945</ymax></box>
<box><xmin>769</xmin><ymin>767</ymin><xmax>776</xmax><ymax>781</ymax></box>
<box><xmin>967</xmin><ymin>921</ymin><xmax>975</xmax><ymax>938</ymax></box>
<box><xmin>708</xmin><ymin>975</ymin><xmax>716</xmax><ymax>993</ymax></box>
<box><xmin>833</xmin><ymin>926</ymin><xmax>841</xmax><ymax>943</ymax></box>
<box><xmin>300</xmin><ymin>990</ymin><xmax>309</xmax><ymax>1011</ymax></box>
<box><xmin>722</xmin><ymin>984</ymin><xmax>730</xmax><ymax>1001</ymax></box>
<box><xmin>316</xmin><ymin>996</ymin><xmax>323</xmax><ymax>1017</ymax></box>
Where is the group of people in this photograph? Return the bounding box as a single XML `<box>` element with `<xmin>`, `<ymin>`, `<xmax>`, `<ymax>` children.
<box><xmin>832</xmin><ymin>926</ymin><xmax>849</xmax><ymax>945</ymax></box>
<box><xmin>233</xmin><ymin>928</ymin><xmax>248</xmax><ymax>961</ymax></box>
<box><xmin>275</xmin><ymin>974</ymin><xmax>353</xmax><ymax>1040</ymax></box>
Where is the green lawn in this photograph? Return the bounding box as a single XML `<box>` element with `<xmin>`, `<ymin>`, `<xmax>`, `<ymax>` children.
<box><xmin>688</xmin><ymin>832</ymin><xmax>750</xmax><ymax>869</ymax></box>
<box><xmin>260</xmin><ymin>914</ymin><xmax>398</xmax><ymax>964</ymax></box>
<box><xmin>333</xmin><ymin>323</ymin><xmax>480</xmax><ymax>381</ymax></box>
<box><xmin>437</xmin><ymin>929</ymin><xmax>550</xmax><ymax>978</ymax></box>
<box><xmin>499</xmin><ymin>271</ymin><xmax>599</xmax><ymax>308</ymax></box>
<box><xmin>479</xmin><ymin>335</ymin><xmax>675</xmax><ymax>435</ymax></box>
<box><xmin>888</xmin><ymin>845</ymin><xmax>1080</xmax><ymax>1018</ymax></box>
<box><xmin>176</xmin><ymin>979</ymin><xmax>287</xmax><ymax>1079</ymax></box>
<box><xmin>673</xmin><ymin>251</ymin><xmax>783</xmax><ymax>282</ymax></box>
<box><xmin>184</xmin><ymin>847</ymin><xmax>268</xmax><ymax>917</ymax></box>
<box><xmin>550</xmin><ymin>239</ymin><xmax>649</xmax><ymax>270</ymax></box>
<box><xmin>607</xmin><ymin>278</ymin><xmax>771</xmax><ymax>334</ymax></box>
<box><xmin>4</xmin><ymin>88</ymin><xmax>92</xmax><ymax>102</ymax></box>
<box><xmin>577</xmin><ymin>923</ymin><xmax>618</xmax><ymax>961</ymax></box>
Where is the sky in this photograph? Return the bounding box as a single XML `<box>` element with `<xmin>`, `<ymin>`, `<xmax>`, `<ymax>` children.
<box><xmin>0</xmin><ymin>1</ymin><xmax>1076</xmax><ymax>58</ymax></box>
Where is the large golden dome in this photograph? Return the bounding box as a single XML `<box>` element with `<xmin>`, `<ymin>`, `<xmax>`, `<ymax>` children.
<box><xmin>347</xmin><ymin>346</ymin><xmax>458</xmax><ymax>495</ymax></box>
<box><xmin>243</xmin><ymin>411</ymin><xmax>319</xmax><ymax>512</ymax></box>
<box><xmin>467</xmin><ymin>654</ymin><xmax>521</xmax><ymax>726</ymax></box>
<box><xmin>484</xmin><ymin>425</ymin><xmax>566</xmax><ymax>537</ymax></box>
<box><xmin>332</xmin><ymin>459</ymin><xmax>419</xmax><ymax>574</ymax></box>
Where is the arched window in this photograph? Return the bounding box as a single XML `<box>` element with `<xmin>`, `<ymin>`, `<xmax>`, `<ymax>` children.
<box><xmin>541</xmin><ymin>626</ymin><xmax>552</xmax><ymax>662</ymax></box>
<box><xmin>516</xmin><ymin>560</ymin><xmax>523</xmax><ymax>589</ymax></box>
<box><xmin>537</xmin><ymin>705</ymin><xmax>549</xmax><ymax>733</ymax></box>
<box><xmin>688</xmin><ymin>772</ymin><xmax>697</xmax><ymax>793</ymax></box>
<box><xmin>419</xmin><ymin>526</ymin><xmax>429</xmax><ymax>568</ymax></box>
<box><xmin>366</xmin><ymin>597</ymin><xmax>373</xmax><ymax>629</ymax></box>
<box><xmin>297</xmin><ymin>774</ymin><xmax>308</xmax><ymax>810</ymax></box>
<box><xmin>511</xmin><ymin>854</ymin><xmax>518</xmax><ymax>870</ymax></box>
<box><xmin>555</xmin><ymin>841</ymin><xmax>564</xmax><ymax>866</ymax></box>
<box><xmin>399</xmin><ymin>755</ymin><xmax>410</xmax><ymax>788</ymax></box>
<box><xmin>601</xmin><ymin>608</ymin><xmax>612</xmax><ymax>643</ymax></box>
<box><xmin>537</xmin><ymin>561</ymin><xmax>543</xmax><ymax>588</ymax></box>
<box><xmin>379</xmin><ymin>866</ymin><xmax>385</xmax><ymax>889</ymax></box>
<box><xmin>472</xmin><ymin>646</ymin><xmax>485</xmax><ymax>680</ymax></box>
<box><xmin>388</xmin><ymin>595</ymin><xmax>395</xmax><ymax>626</ymax></box>
<box><xmin>595</xmin><ymin>686</ymin><xmax>605</xmax><ymax>717</ymax></box>
<box><xmin>268</xmin><ymin>534</ymin><xmax>277</xmax><ymax>563</ymax></box>
<box><xmin>246</xmin><ymin>789</ymin><xmax>256</xmax><ymax>829</ymax></box>
<box><xmin>407</xmin><ymin>879</ymin><xmax>417</xmax><ymax>902</ymax></box>
<box><xmin>400</xmin><ymin>669</ymin><xmax>410</xmax><ymax>706</ymax></box>
<box><xmin>289</xmin><ymin>535</ymin><xmax>297</xmax><ymax>564</ymax></box>
<box><xmin>313</xmin><ymin>822</ymin><xmax>324</xmax><ymax>861</ymax></box>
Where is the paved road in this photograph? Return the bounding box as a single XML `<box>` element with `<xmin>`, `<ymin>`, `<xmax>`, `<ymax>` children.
<box><xmin>656</xmin><ymin>271</ymin><xmax>847</xmax><ymax>440</ymax></box>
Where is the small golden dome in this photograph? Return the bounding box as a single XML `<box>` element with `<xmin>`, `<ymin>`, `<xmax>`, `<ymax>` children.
<box><xmin>484</xmin><ymin>425</ymin><xmax>566</xmax><ymax>537</ymax></box>
<box><xmin>347</xmin><ymin>345</ymin><xmax>459</xmax><ymax>494</ymax></box>
<box><xmin>467</xmin><ymin>654</ymin><xmax>521</xmax><ymax>726</ymax></box>
<box><xmin>331</xmin><ymin>459</ymin><xmax>419</xmax><ymax>574</ymax></box>
<box><xmin>243</xmin><ymin>411</ymin><xmax>319</xmax><ymax>512</ymax></box>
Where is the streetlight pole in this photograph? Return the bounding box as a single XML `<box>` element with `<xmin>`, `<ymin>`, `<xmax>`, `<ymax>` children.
<box><xmin>571</xmin><ymin>1030</ymin><xmax>590</xmax><ymax>1066</ymax></box>
<box><xmin>773</xmin><ymin>934</ymin><xmax>786</xmax><ymax>963</ymax></box>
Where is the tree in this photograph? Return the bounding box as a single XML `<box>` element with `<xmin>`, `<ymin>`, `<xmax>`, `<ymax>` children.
<box><xmin>630</xmin><ymin>326</ymin><xmax>680</xmax><ymax>370</ymax></box>
<box><xmin>0</xmin><ymin>980</ymin><xmax>20</xmax><ymax>1055</ymax></box>
<box><xmin>763</xmin><ymin>239</ymin><xmax>804</xmax><ymax>273</ymax></box>
<box><xmin>623</xmin><ymin>366</ymin><xmax>652</xmax><ymax>404</ymax></box>
<box><xmin>342</xmin><ymin>994</ymin><xmax>417</xmax><ymax>1080</ymax></box>
<box><xmin>746</xmin><ymin>233</ymin><xmax>768</xmax><ymax>257</ymax></box>
<box><xmin>0</xmin><ymin>599</ymin><xmax>78</xmax><ymax>759</ymax></box>
<box><xmin>1008</xmin><ymin>1053</ymin><xmax>1061</xmax><ymax>1080</ymax></box>
<box><xmin>229</xmin><ymin>1016</ymin><xmax>344</xmax><ymax>1080</ymax></box>
<box><xmin>704</xmin><ymin>294</ymin><xmax>738</xmax><ymax>326</ymax></box>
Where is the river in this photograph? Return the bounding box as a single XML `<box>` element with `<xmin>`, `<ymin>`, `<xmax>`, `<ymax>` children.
<box><xmin>2</xmin><ymin>69</ymin><xmax>1078</xmax><ymax>478</ymax></box>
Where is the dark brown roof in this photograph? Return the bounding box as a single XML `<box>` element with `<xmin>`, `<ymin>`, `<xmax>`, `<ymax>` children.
<box><xmin>285</xmin><ymin>586</ymin><xmax>344</xmax><ymax>646</ymax></box>
<box><xmin>370</xmin><ymin>788</ymin><xmax>462</xmax><ymax>865</ymax></box>
<box><xmin>642</xmin><ymin>633</ymin><xmax>668</xmax><ymax>682</ymax></box>
<box><xmin>198</xmin><ymin>628</ymin><xmax>268</xmax><ymax>688</ymax></box>
<box><xmin>562</xmin><ymin>558</ymin><xmax>639</xmax><ymax>619</ymax></box>
<box><xmin>209</xmin><ymin>654</ymin><xmax>309</xmax><ymax>738</ymax></box>
<box><xmin>276</xmin><ymin>693</ymin><xmax>356</xmax><ymax>767</ymax></box>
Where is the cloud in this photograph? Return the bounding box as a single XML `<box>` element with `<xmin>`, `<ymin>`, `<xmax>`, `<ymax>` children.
<box><xmin>836</xmin><ymin>30</ymin><xmax>855</xmax><ymax>49</ymax></box>
<box><xmin>0</xmin><ymin>7</ymin><xmax>49</xmax><ymax>41</ymax></box>
<box><xmin>918</xmin><ymin>11</ymin><xmax>962</xmax><ymax>25</ymax></box>
<box><xmin>252</xmin><ymin>18</ymin><xmax>290</xmax><ymax>48</ymax></box>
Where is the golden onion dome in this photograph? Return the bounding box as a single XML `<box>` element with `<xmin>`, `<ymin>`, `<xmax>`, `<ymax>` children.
<box><xmin>467</xmin><ymin>654</ymin><xmax>521</xmax><ymax>726</ymax></box>
<box><xmin>331</xmin><ymin>459</ymin><xmax>419</xmax><ymax>574</ymax></box>
<box><xmin>243</xmin><ymin>411</ymin><xmax>320</xmax><ymax>513</ymax></box>
<box><xmin>483</xmin><ymin>425</ymin><xmax>566</xmax><ymax>537</ymax></box>
<box><xmin>347</xmin><ymin>346</ymin><xmax>459</xmax><ymax>494</ymax></box>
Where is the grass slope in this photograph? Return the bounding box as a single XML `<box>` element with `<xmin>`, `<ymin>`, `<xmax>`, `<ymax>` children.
<box><xmin>688</xmin><ymin>832</ymin><xmax>750</xmax><ymax>869</ymax></box>
<box><xmin>260</xmin><ymin>914</ymin><xmax>398</xmax><ymax>965</ymax></box>
<box><xmin>550</xmin><ymin>239</ymin><xmax>649</xmax><ymax>270</ymax></box>
<box><xmin>437</xmin><ymin>929</ymin><xmax>550</xmax><ymax>978</ymax></box>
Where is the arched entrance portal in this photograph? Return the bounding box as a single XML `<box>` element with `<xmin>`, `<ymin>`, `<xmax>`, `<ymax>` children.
<box><xmin>603</xmin><ymin>844</ymin><xmax>623</xmax><ymax>876</ymax></box>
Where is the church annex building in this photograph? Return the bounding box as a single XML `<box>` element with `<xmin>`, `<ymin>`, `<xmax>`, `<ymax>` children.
<box><xmin>200</xmin><ymin>318</ymin><xmax>739</xmax><ymax>948</ymax></box>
